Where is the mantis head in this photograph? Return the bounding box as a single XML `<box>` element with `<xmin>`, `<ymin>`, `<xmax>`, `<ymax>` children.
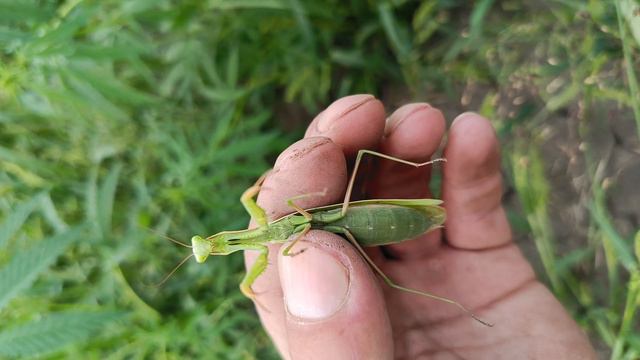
<box><xmin>149</xmin><ymin>233</ymin><xmax>222</xmax><ymax>286</ymax></box>
<box><xmin>191</xmin><ymin>235</ymin><xmax>213</xmax><ymax>263</ymax></box>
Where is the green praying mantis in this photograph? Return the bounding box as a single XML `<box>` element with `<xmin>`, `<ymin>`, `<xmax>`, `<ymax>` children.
<box><xmin>166</xmin><ymin>149</ymin><xmax>492</xmax><ymax>327</ymax></box>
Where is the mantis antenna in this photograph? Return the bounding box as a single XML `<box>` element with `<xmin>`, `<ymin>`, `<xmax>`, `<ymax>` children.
<box><xmin>148</xmin><ymin>253</ymin><xmax>195</xmax><ymax>288</ymax></box>
<box><xmin>141</xmin><ymin>226</ymin><xmax>192</xmax><ymax>248</ymax></box>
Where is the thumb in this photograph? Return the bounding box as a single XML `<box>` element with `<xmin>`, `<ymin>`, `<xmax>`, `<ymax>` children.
<box><xmin>278</xmin><ymin>230</ymin><xmax>393</xmax><ymax>360</ymax></box>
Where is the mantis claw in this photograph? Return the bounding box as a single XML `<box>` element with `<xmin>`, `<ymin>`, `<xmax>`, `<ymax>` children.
<box><xmin>283</xmin><ymin>247</ymin><xmax>307</xmax><ymax>257</ymax></box>
<box><xmin>241</xmin><ymin>285</ymin><xmax>268</xmax><ymax>298</ymax></box>
<box><xmin>241</xmin><ymin>284</ymin><xmax>271</xmax><ymax>313</ymax></box>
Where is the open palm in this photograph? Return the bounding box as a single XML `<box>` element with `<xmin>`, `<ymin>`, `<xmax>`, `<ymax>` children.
<box><xmin>244</xmin><ymin>95</ymin><xmax>595</xmax><ymax>359</ymax></box>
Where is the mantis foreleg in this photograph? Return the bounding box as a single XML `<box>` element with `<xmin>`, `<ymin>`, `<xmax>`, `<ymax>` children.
<box><xmin>341</xmin><ymin>150</ymin><xmax>445</xmax><ymax>216</ymax></box>
<box><xmin>240</xmin><ymin>244</ymin><xmax>269</xmax><ymax>299</ymax></box>
<box><xmin>325</xmin><ymin>225</ymin><xmax>493</xmax><ymax>327</ymax></box>
<box><xmin>281</xmin><ymin>191</ymin><xmax>329</xmax><ymax>256</ymax></box>
<box><xmin>281</xmin><ymin>224</ymin><xmax>311</xmax><ymax>257</ymax></box>
<box><xmin>241</xmin><ymin>172</ymin><xmax>270</xmax><ymax>227</ymax></box>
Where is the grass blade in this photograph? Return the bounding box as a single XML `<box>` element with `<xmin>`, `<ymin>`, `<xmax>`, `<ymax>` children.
<box><xmin>512</xmin><ymin>143</ymin><xmax>563</xmax><ymax>295</ymax></box>
<box><xmin>635</xmin><ymin>230</ymin><xmax>640</xmax><ymax>264</ymax></box>
<box><xmin>445</xmin><ymin>0</ymin><xmax>495</xmax><ymax>61</ymax></box>
<box><xmin>377</xmin><ymin>3</ymin><xmax>411</xmax><ymax>63</ymax></box>
<box><xmin>611</xmin><ymin>272</ymin><xmax>640</xmax><ymax>360</ymax></box>
<box><xmin>616</xmin><ymin>0</ymin><xmax>640</xmax><ymax>141</ymax></box>
<box><xmin>620</xmin><ymin>0</ymin><xmax>640</xmax><ymax>48</ymax></box>
<box><xmin>209</xmin><ymin>0</ymin><xmax>288</xmax><ymax>10</ymax></box>
<box><xmin>590</xmin><ymin>193</ymin><xmax>638</xmax><ymax>273</ymax></box>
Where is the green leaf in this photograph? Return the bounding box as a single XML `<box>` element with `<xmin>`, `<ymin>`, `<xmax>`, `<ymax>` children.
<box><xmin>209</xmin><ymin>0</ymin><xmax>288</xmax><ymax>10</ymax></box>
<box><xmin>201</xmin><ymin>87</ymin><xmax>248</xmax><ymax>102</ymax></box>
<box><xmin>617</xmin><ymin>0</ymin><xmax>640</xmax><ymax>142</ymax></box>
<box><xmin>0</xmin><ymin>27</ymin><xmax>31</xmax><ymax>46</ymax></box>
<box><xmin>0</xmin><ymin>226</ymin><xmax>86</xmax><ymax>310</ymax></box>
<box><xmin>330</xmin><ymin>49</ymin><xmax>365</xmax><ymax>67</ymax></box>
<box><xmin>0</xmin><ymin>147</ymin><xmax>55</xmax><ymax>180</ymax></box>
<box><xmin>635</xmin><ymin>230</ymin><xmax>640</xmax><ymax>264</ymax></box>
<box><xmin>289</xmin><ymin>0</ymin><xmax>314</xmax><ymax>47</ymax></box>
<box><xmin>0</xmin><ymin>311</ymin><xmax>123</xmax><ymax>358</ymax></box>
<box><xmin>377</xmin><ymin>3</ymin><xmax>411</xmax><ymax>63</ymax></box>
<box><xmin>556</xmin><ymin>247</ymin><xmax>594</xmax><ymax>275</ymax></box>
<box><xmin>38</xmin><ymin>193</ymin><xmax>68</xmax><ymax>233</ymax></box>
<box><xmin>97</xmin><ymin>163</ymin><xmax>122</xmax><ymax>236</ymax></box>
<box><xmin>226</xmin><ymin>46</ymin><xmax>239</xmax><ymax>87</ymax></box>
<box><xmin>620</xmin><ymin>0</ymin><xmax>640</xmax><ymax>48</ymax></box>
<box><xmin>21</xmin><ymin>9</ymin><xmax>87</xmax><ymax>58</ymax></box>
<box><xmin>590</xmin><ymin>200</ymin><xmax>638</xmax><ymax>273</ymax></box>
<box><xmin>445</xmin><ymin>0</ymin><xmax>495</xmax><ymax>61</ymax></box>
<box><xmin>0</xmin><ymin>193</ymin><xmax>43</xmax><ymax>248</ymax></box>
<box><xmin>71</xmin><ymin>67</ymin><xmax>159</xmax><ymax>106</ymax></box>
<box><xmin>0</xmin><ymin>1</ymin><xmax>54</xmax><ymax>24</ymax></box>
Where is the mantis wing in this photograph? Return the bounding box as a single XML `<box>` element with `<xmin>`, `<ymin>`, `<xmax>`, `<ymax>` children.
<box><xmin>349</xmin><ymin>198</ymin><xmax>442</xmax><ymax>207</ymax></box>
<box><xmin>271</xmin><ymin>198</ymin><xmax>444</xmax><ymax>223</ymax></box>
<box><xmin>306</xmin><ymin>198</ymin><xmax>443</xmax><ymax>213</ymax></box>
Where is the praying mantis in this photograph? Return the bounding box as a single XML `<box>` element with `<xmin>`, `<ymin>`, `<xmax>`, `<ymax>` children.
<box><xmin>174</xmin><ymin>149</ymin><xmax>492</xmax><ymax>327</ymax></box>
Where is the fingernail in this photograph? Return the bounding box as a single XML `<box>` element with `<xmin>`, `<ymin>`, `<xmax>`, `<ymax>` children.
<box><xmin>452</xmin><ymin>111</ymin><xmax>479</xmax><ymax>127</ymax></box>
<box><xmin>280</xmin><ymin>244</ymin><xmax>349</xmax><ymax>320</ymax></box>
<box><xmin>385</xmin><ymin>103</ymin><xmax>432</xmax><ymax>135</ymax></box>
<box><xmin>317</xmin><ymin>94</ymin><xmax>375</xmax><ymax>132</ymax></box>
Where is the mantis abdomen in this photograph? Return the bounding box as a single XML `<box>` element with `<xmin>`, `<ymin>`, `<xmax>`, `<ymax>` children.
<box><xmin>314</xmin><ymin>204</ymin><xmax>445</xmax><ymax>246</ymax></box>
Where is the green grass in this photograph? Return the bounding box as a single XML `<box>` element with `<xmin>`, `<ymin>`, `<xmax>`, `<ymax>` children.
<box><xmin>1</xmin><ymin>0</ymin><xmax>639</xmax><ymax>358</ymax></box>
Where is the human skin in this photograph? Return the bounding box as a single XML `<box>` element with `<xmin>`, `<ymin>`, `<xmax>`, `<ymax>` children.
<box><xmin>244</xmin><ymin>94</ymin><xmax>596</xmax><ymax>359</ymax></box>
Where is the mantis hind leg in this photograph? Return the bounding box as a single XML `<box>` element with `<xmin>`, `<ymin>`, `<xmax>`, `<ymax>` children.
<box><xmin>326</xmin><ymin>226</ymin><xmax>493</xmax><ymax>327</ymax></box>
<box><xmin>241</xmin><ymin>171</ymin><xmax>271</xmax><ymax>227</ymax></box>
<box><xmin>341</xmin><ymin>149</ymin><xmax>446</xmax><ymax>216</ymax></box>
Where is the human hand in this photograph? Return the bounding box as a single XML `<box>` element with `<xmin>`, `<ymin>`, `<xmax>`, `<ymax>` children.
<box><xmin>245</xmin><ymin>95</ymin><xmax>596</xmax><ymax>359</ymax></box>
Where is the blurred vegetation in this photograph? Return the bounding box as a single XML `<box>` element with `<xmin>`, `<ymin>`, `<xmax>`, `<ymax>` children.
<box><xmin>0</xmin><ymin>0</ymin><xmax>639</xmax><ymax>358</ymax></box>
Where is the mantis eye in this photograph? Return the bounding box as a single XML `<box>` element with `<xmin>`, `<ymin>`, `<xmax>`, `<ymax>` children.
<box><xmin>191</xmin><ymin>235</ymin><xmax>211</xmax><ymax>263</ymax></box>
